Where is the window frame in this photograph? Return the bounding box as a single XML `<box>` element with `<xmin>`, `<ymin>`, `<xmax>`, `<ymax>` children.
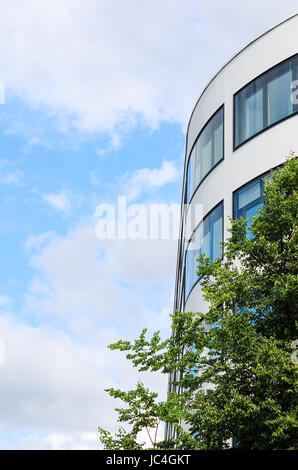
<box><xmin>186</xmin><ymin>104</ymin><xmax>225</xmax><ymax>206</ymax></box>
<box><xmin>232</xmin><ymin>165</ymin><xmax>284</xmax><ymax>220</ymax></box>
<box><xmin>233</xmin><ymin>53</ymin><xmax>298</xmax><ymax>151</ymax></box>
<box><xmin>184</xmin><ymin>200</ymin><xmax>224</xmax><ymax>303</ymax></box>
<box><xmin>233</xmin><ymin>175</ymin><xmax>268</xmax><ymax>221</ymax></box>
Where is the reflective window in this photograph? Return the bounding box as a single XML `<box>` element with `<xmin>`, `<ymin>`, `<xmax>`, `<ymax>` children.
<box><xmin>187</xmin><ymin>107</ymin><xmax>224</xmax><ymax>203</ymax></box>
<box><xmin>234</xmin><ymin>54</ymin><xmax>298</xmax><ymax>148</ymax></box>
<box><xmin>185</xmin><ymin>203</ymin><xmax>223</xmax><ymax>299</ymax></box>
<box><xmin>233</xmin><ymin>172</ymin><xmax>270</xmax><ymax>235</ymax></box>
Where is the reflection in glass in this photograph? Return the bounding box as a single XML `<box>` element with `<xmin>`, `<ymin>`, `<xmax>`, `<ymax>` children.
<box><xmin>187</xmin><ymin>107</ymin><xmax>224</xmax><ymax>203</ymax></box>
<box><xmin>234</xmin><ymin>172</ymin><xmax>270</xmax><ymax>236</ymax></box>
<box><xmin>185</xmin><ymin>203</ymin><xmax>223</xmax><ymax>299</ymax></box>
<box><xmin>267</xmin><ymin>65</ymin><xmax>293</xmax><ymax>125</ymax></box>
<box><xmin>235</xmin><ymin>54</ymin><xmax>298</xmax><ymax>148</ymax></box>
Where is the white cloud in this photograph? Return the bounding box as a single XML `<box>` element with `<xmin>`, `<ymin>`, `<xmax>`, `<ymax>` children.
<box><xmin>0</xmin><ymin>170</ymin><xmax>24</xmax><ymax>185</ymax></box>
<box><xmin>14</xmin><ymin>431</ymin><xmax>99</xmax><ymax>450</ymax></box>
<box><xmin>24</xmin><ymin>222</ymin><xmax>176</xmax><ymax>338</ymax></box>
<box><xmin>0</xmin><ymin>295</ymin><xmax>12</xmax><ymax>307</ymax></box>
<box><xmin>2</xmin><ymin>168</ymin><xmax>177</xmax><ymax>449</ymax></box>
<box><xmin>25</xmin><ymin>231</ymin><xmax>56</xmax><ymax>253</ymax></box>
<box><xmin>0</xmin><ymin>1</ymin><xmax>296</xmax><ymax>138</ymax></box>
<box><xmin>90</xmin><ymin>170</ymin><xmax>100</xmax><ymax>187</ymax></box>
<box><xmin>0</xmin><ymin>80</ymin><xmax>4</xmax><ymax>104</ymax></box>
<box><xmin>0</xmin><ymin>307</ymin><xmax>168</xmax><ymax>448</ymax></box>
<box><xmin>106</xmin><ymin>238</ymin><xmax>178</xmax><ymax>284</ymax></box>
<box><xmin>122</xmin><ymin>160</ymin><xmax>180</xmax><ymax>201</ymax></box>
<box><xmin>0</xmin><ymin>316</ymin><xmax>147</xmax><ymax>437</ymax></box>
<box><xmin>97</xmin><ymin>133</ymin><xmax>122</xmax><ymax>155</ymax></box>
<box><xmin>0</xmin><ymin>159</ymin><xmax>24</xmax><ymax>185</ymax></box>
<box><xmin>42</xmin><ymin>192</ymin><xmax>71</xmax><ymax>213</ymax></box>
<box><xmin>0</xmin><ymin>317</ymin><xmax>110</xmax><ymax>432</ymax></box>
<box><xmin>0</xmin><ymin>431</ymin><xmax>100</xmax><ymax>450</ymax></box>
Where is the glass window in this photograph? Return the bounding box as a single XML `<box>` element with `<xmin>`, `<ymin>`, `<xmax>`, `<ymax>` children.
<box><xmin>245</xmin><ymin>85</ymin><xmax>264</xmax><ymax>139</ymax></box>
<box><xmin>267</xmin><ymin>63</ymin><xmax>293</xmax><ymax>126</ymax></box>
<box><xmin>185</xmin><ymin>203</ymin><xmax>223</xmax><ymax>299</ymax></box>
<box><xmin>234</xmin><ymin>54</ymin><xmax>298</xmax><ymax>148</ymax></box>
<box><xmin>185</xmin><ymin>225</ymin><xmax>202</xmax><ymax>298</ymax></box>
<box><xmin>187</xmin><ymin>107</ymin><xmax>224</xmax><ymax>203</ymax></box>
<box><xmin>234</xmin><ymin>172</ymin><xmax>271</xmax><ymax>235</ymax></box>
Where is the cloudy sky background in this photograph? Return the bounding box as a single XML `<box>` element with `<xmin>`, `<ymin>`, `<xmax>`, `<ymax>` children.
<box><xmin>0</xmin><ymin>1</ymin><xmax>297</xmax><ymax>449</ymax></box>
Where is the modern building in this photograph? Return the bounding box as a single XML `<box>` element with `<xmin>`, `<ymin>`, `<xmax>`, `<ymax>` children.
<box><xmin>166</xmin><ymin>13</ymin><xmax>298</xmax><ymax>441</ymax></box>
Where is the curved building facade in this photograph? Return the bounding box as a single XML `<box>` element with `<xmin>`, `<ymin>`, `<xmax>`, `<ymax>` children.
<box><xmin>166</xmin><ymin>13</ymin><xmax>298</xmax><ymax>440</ymax></box>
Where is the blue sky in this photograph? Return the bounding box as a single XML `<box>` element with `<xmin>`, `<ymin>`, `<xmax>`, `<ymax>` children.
<box><xmin>0</xmin><ymin>0</ymin><xmax>297</xmax><ymax>450</ymax></box>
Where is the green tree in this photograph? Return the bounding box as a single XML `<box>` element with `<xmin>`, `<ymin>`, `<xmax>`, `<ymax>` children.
<box><xmin>99</xmin><ymin>155</ymin><xmax>298</xmax><ymax>450</ymax></box>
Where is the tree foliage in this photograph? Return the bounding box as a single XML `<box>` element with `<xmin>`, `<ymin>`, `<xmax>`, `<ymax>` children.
<box><xmin>99</xmin><ymin>155</ymin><xmax>298</xmax><ymax>450</ymax></box>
